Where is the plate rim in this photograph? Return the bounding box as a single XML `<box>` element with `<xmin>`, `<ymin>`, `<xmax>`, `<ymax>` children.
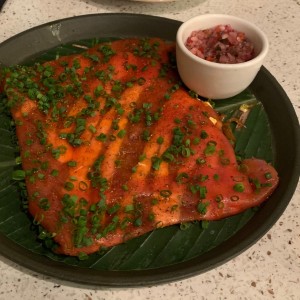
<box><xmin>0</xmin><ymin>13</ymin><xmax>299</xmax><ymax>287</ymax></box>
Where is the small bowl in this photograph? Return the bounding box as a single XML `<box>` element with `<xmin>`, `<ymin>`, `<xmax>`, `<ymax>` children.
<box><xmin>176</xmin><ymin>14</ymin><xmax>269</xmax><ymax>99</ymax></box>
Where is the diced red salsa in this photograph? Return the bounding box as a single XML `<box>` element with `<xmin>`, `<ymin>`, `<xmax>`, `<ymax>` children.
<box><xmin>185</xmin><ymin>24</ymin><xmax>255</xmax><ymax>64</ymax></box>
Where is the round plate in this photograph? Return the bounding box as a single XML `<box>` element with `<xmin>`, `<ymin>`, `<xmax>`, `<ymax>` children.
<box><xmin>0</xmin><ymin>13</ymin><xmax>299</xmax><ymax>287</ymax></box>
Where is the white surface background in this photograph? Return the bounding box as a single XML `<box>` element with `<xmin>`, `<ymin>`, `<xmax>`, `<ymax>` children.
<box><xmin>0</xmin><ymin>0</ymin><xmax>299</xmax><ymax>299</ymax></box>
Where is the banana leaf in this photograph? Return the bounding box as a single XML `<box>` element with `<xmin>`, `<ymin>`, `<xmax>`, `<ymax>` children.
<box><xmin>0</xmin><ymin>40</ymin><xmax>274</xmax><ymax>271</ymax></box>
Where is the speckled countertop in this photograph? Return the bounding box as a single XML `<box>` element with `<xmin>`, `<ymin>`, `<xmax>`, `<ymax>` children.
<box><xmin>0</xmin><ymin>0</ymin><xmax>299</xmax><ymax>299</ymax></box>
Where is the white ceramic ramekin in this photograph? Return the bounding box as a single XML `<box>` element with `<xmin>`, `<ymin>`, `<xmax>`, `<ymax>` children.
<box><xmin>176</xmin><ymin>14</ymin><xmax>269</xmax><ymax>99</ymax></box>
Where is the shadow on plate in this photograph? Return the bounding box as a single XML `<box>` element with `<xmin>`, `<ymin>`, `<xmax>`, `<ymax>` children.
<box><xmin>85</xmin><ymin>0</ymin><xmax>206</xmax><ymax>13</ymax></box>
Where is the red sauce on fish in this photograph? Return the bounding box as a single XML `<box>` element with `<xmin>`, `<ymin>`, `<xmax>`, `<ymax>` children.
<box><xmin>1</xmin><ymin>38</ymin><xmax>277</xmax><ymax>257</ymax></box>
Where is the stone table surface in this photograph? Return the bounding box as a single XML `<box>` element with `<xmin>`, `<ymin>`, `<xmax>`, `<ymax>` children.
<box><xmin>0</xmin><ymin>0</ymin><xmax>299</xmax><ymax>299</ymax></box>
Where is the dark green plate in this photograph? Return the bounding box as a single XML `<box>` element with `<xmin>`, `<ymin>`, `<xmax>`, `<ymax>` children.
<box><xmin>0</xmin><ymin>14</ymin><xmax>299</xmax><ymax>287</ymax></box>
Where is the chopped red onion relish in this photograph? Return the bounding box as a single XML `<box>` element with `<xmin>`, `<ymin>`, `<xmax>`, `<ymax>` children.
<box><xmin>185</xmin><ymin>24</ymin><xmax>255</xmax><ymax>64</ymax></box>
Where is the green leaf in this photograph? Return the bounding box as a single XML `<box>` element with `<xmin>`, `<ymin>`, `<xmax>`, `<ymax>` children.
<box><xmin>0</xmin><ymin>39</ymin><xmax>275</xmax><ymax>271</ymax></box>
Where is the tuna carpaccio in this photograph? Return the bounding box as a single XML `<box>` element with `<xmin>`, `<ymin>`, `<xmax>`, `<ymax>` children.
<box><xmin>1</xmin><ymin>38</ymin><xmax>279</xmax><ymax>256</ymax></box>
